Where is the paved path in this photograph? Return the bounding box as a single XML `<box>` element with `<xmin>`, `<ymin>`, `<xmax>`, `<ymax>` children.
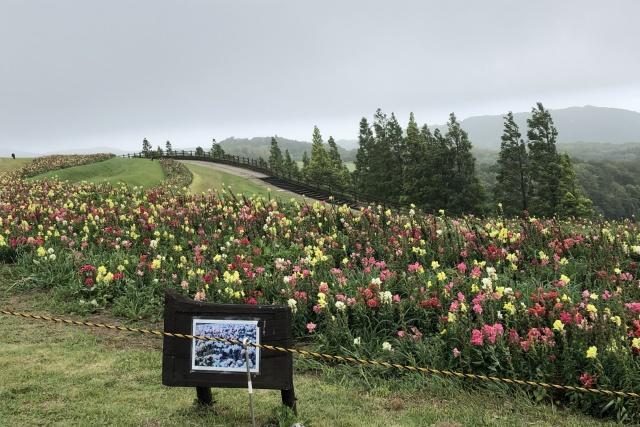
<box><xmin>180</xmin><ymin>160</ymin><xmax>313</xmax><ymax>201</ymax></box>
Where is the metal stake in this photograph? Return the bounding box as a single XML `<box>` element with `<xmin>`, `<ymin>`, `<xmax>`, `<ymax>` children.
<box><xmin>243</xmin><ymin>338</ymin><xmax>256</xmax><ymax>427</ymax></box>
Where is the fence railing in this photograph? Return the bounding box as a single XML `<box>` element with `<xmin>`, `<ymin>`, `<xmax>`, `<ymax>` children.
<box><xmin>122</xmin><ymin>151</ymin><xmax>406</xmax><ymax>210</ymax></box>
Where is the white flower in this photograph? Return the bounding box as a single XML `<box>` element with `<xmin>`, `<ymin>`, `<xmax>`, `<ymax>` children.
<box><xmin>481</xmin><ymin>277</ymin><xmax>493</xmax><ymax>290</ymax></box>
<box><xmin>371</xmin><ymin>277</ymin><xmax>382</xmax><ymax>286</ymax></box>
<box><xmin>287</xmin><ymin>298</ymin><xmax>297</xmax><ymax>313</ymax></box>
<box><xmin>335</xmin><ymin>301</ymin><xmax>346</xmax><ymax>311</ymax></box>
<box><xmin>353</xmin><ymin>337</ymin><xmax>361</xmax><ymax>345</ymax></box>
<box><xmin>149</xmin><ymin>239</ymin><xmax>158</xmax><ymax>249</ymax></box>
<box><xmin>382</xmin><ymin>341</ymin><xmax>393</xmax><ymax>352</ymax></box>
<box><xmin>379</xmin><ymin>291</ymin><xmax>393</xmax><ymax>305</ymax></box>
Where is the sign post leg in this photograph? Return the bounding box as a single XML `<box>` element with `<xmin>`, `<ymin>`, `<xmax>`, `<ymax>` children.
<box><xmin>281</xmin><ymin>388</ymin><xmax>297</xmax><ymax>414</ymax></box>
<box><xmin>243</xmin><ymin>339</ymin><xmax>257</xmax><ymax>427</ymax></box>
<box><xmin>195</xmin><ymin>387</ymin><xmax>213</xmax><ymax>406</ymax></box>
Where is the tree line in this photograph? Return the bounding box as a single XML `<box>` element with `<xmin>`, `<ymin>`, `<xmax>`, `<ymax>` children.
<box><xmin>142</xmin><ymin>102</ymin><xmax>594</xmax><ymax>218</ymax></box>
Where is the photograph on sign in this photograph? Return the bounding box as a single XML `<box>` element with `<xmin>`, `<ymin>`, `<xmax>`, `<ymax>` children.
<box><xmin>191</xmin><ymin>319</ymin><xmax>260</xmax><ymax>373</ymax></box>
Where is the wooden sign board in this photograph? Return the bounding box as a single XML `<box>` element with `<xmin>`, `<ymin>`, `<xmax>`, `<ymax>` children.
<box><xmin>162</xmin><ymin>290</ymin><xmax>295</xmax><ymax>410</ymax></box>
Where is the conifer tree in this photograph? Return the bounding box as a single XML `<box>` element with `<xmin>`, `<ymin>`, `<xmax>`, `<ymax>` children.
<box><xmin>283</xmin><ymin>149</ymin><xmax>300</xmax><ymax>179</ymax></box>
<box><xmin>304</xmin><ymin>126</ymin><xmax>332</xmax><ymax>186</ymax></box>
<box><xmin>369</xmin><ymin>109</ymin><xmax>394</xmax><ymax>200</ymax></box>
<box><xmin>445</xmin><ymin>113</ymin><xmax>484</xmax><ymax>214</ymax></box>
<box><xmin>142</xmin><ymin>138</ymin><xmax>152</xmax><ymax>157</ymax></box>
<box><xmin>210</xmin><ymin>138</ymin><xmax>225</xmax><ymax>157</ymax></box>
<box><xmin>527</xmin><ymin>103</ymin><xmax>561</xmax><ymax>217</ymax></box>
<box><xmin>327</xmin><ymin>136</ymin><xmax>351</xmax><ymax>190</ymax></box>
<box><xmin>155</xmin><ymin>145</ymin><xmax>164</xmax><ymax>157</ymax></box>
<box><xmin>494</xmin><ymin>112</ymin><xmax>529</xmax><ymax>215</ymax></box>
<box><xmin>386</xmin><ymin>113</ymin><xmax>406</xmax><ymax>202</ymax></box>
<box><xmin>195</xmin><ymin>146</ymin><xmax>204</xmax><ymax>156</ymax></box>
<box><xmin>268</xmin><ymin>137</ymin><xmax>284</xmax><ymax>174</ymax></box>
<box><xmin>402</xmin><ymin>113</ymin><xmax>428</xmax><ymax>205</ymax></box>
<box><xmin>301</xmin><ymin>151</ymin><xmax>310</xmax><ymax>178</ymax></box>
<box><xmin>354</xmin><ymin>117</ymin><xmax>374</xmax><ymax>194</ymax></box>
<box><xmin>165</xmin><ymin>140</ymin><xmax>173</xmax><ymax>156</ymax></box>
<box><xmin>557</xmin><ymin>153</ymin><xmax>594</xmax><ymax>217</ymax></box>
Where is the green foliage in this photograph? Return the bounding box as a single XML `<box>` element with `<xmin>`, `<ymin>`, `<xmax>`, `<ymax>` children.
<box><xmin>444</xmin><ymin>113</ymin><xmax>485</xmax><ymax>214</ymax></box>
<box><xmin>301</xmin><ymin>127</ymin><xmax>350</xmax><ymax>190</ymax></box>
<box><xmin>195</xmin><ymin>146</ymin><xmax>205</xmax><ymax>156</ymax></box>
<box><xmin>494</xmin><ymin>112</ymin><xmax>529</xmax><ymax>215</ymax></box>
<box><xmin>354</xmin><ymin>117</ymin><xmax>375</xmax><ymax>194</ymax></box>
<box><xmin>142</xmin><ymin>138</ymin><xmax>152</xmax><ymax>157</ymax></box>
<box><xmin>283</xmin><ymin>149</ymin><xmax>300</xmax><ymax>180</ymax></box>
<box><xmin>355</xmin><ymin>110</ymin><xmax>485</xmax><ymax>213</ymax></box>
<box><xmin>210</xmin><ymin>138</ymin><xmax>225</xmax><ymax>157</ymax></box>
<box><xmin>165</xmin><ymin>140</ymin><xmax>173</xmax><ymax>155</ymax></box>
<box><xmin>527</xmin><ymin>103</ymin><xmax>562</xmax><ymax>216</ymax></box>
<box><xmin>268</xmin><ymin>137</ymin><xmax>284</xmax><ymax>174</ymax></box>
<box><xmin>574</xmin><ymin>160</ymin><xmax>640</xmax><ymax>218</ymax></box>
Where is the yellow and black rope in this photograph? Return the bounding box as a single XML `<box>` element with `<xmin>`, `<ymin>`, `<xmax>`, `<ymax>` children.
<box><xmin>2</xmin><ymin>309</ymin><xmax>639</xmax><ymax>399</ymax></box>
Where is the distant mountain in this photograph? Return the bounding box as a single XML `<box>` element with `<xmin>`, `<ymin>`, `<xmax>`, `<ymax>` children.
<box><xmin>218</xmin><ymin>136</ymin><xmax>357</xmax><ymax>162</ymax></box>
<box><xmin>434</xmin><ymin>106</ymin><xmax>640</xmax><ymax>149</ymax></box>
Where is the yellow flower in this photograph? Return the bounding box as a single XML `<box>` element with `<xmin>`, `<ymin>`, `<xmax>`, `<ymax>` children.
<box><xmin>447</xmin><ymin>312</ymin><xmax>457</xmax><ymax>323</ymax></box>
<box><xmin>611</xmin><ymin>316</ymin><xmax>622</xmax><ymax>327</ymax></box>
<box><xmin>586</xmin><ymin>346</ymin><xmax>598</xmax><ymax>359</ymax></box>
<box><xmin>586</xmin><ymin>304</ymin><xmax>597</xmax><ymax>314</ymax></box>
<box><xmin>559</xmin><ymin>274</ymin><xmax>570</xmax><ymax>284</ymax></box>
<box><xmin>436</xmin><ymin>271</ymin><xmax>447</xmax><ymax>282</ymax></box>
<box><xmin>431</xmin><ymin>260</ymin><xmax>440</xmax><ymax>270</ymax></box>
<box><xmin>553</xmin><ymin>319</ymin><xmax>564</xmax><ymax>332</ymax></box>
<box><xmin>36</xmin><ymin>246</ymin><xmax>46</xmax><ymax>257</ymax></box>
<box><xmin>503</xmin><ymin>302</ymin><xmax>516</xmax><ymax>315</ymax></box>
<box><xmin>632</xmin><ymin>338</ymin><xmax>640</xmax><ymax>349</ymax></box>
<box><xmin>150</xmin><ymin>259</ymin><xmax>161</xmax><ymax>270</ymax></box>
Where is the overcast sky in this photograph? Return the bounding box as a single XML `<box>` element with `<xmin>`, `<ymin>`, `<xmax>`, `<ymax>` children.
<box><xmin>1</xmin><ymin>0</ymin><xmax>639</xmax><ymax>153</ymax></box>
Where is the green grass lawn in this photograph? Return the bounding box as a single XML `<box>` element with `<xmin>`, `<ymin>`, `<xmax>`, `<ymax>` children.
<box><xmin>0</xmin><ymin>266</ymin><xmax>615</xmax><ymax>427</ymax></box>
<box><xmin>185</xmin><ymin>162</ymin><xmax>305</xmax><ymax>204</ymax></box>
<box><xmin>32</xmin><ymin>158</ymin><xmax>165</xmax><ymax>188</ymax></box>
<box><xmin>0</xmin><ymin>158</ymin><xmax>31</xmax><ymax>174</ymax></box>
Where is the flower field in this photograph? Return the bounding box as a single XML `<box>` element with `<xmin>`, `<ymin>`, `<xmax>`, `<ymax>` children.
<box><xmin>1</xmin><ymin>156</ymin><xmax>640</xmax><ymax>421</ymax></box>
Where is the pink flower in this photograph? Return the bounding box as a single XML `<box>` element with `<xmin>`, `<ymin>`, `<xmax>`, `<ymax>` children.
<box><xmin>456</xmin><ymin>262</ymin><xmax>467</xmax><ymax>274</ymax></box>
<box><xmin>306</xmin><ymin>322</ymin><xmax>317</xmax><ymax>333</ymax></box>
<box><xmin>408</xmin><ymin>262</ymin><xmax>422</xmax><ymax>273</ymax></box>
<box><xmin>472</xmin><ymin>303</ymin><xmax>483</xmax><ymax>315</ymax></box>
<box><xmin>559</xmin><ymin>311</ymin><xmax>572</xmax><ymax>325</ymax></box>
<box><xmin>470</xmin><ymin>329</ymin><xmax>484</xmax><ymax>346</ymax></box>
<box><xmin>319</xmin><ymin>282</ymin><xmax>329</xmax><ymax>293</ymax></box>
<box><xmin>453</xmin><ymin>348</ymin><xmax>461</xmax><ymax>358</ymax></box>
<box><xmin>626</xmin><ymin>302</ymin><xmax>640</xmax><ymax>313</ymax></box>
<box><xmin>579</xmin><ymin>373</ymin><xmax>596</xmax><ymax>388</ymax></box>
<box><xmin>392</xmin><ymin>294</ymin><xmax>401</xmax><ymax>303</ymax></box>
<box><xmin>397</xmin><ymin>330</ymin><xmax>405</xmax><ymax>338</ymax></box>
<box><xmin>312</xmin><ymin>305</ymin><xmax>322</xmax><ymax>314</ymax></box>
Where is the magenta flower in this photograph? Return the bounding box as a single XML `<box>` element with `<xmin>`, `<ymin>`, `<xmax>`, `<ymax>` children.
<box><xmin>471</xmin><ymin>329</ymin><xmax>483</xmax><ymax>346</ymax></box>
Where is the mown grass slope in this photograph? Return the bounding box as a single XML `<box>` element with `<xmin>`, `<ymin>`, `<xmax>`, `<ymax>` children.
<box><xmin>32</xmin><ymin>157</ymin><xmax>165</xmax><ymax>188</ymax></box>
<box><xmin>186</xmin><ymin>162</ymin><xmax>303</xmax><ymax>202</ymax></box>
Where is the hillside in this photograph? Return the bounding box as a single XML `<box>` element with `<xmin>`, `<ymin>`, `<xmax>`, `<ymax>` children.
<box><xmin>218</xmin><ymin>136</ymin><xmax>357</xmax><ymax>162</ymax></box>
<box><xmin>434</xmin><ymin>106</ymin><xmax>640</xmax><ymax>149</ymax></box>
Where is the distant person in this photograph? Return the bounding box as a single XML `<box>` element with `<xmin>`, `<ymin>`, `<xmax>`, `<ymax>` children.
<box><xmin>11</xmin><ymin>153</ymin><xmax>15</xmax><ymax>159</ymax></box>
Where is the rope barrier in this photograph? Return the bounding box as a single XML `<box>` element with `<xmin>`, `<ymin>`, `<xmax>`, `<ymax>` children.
<box><xmin>2</xmin><ymin>309</ymin><xmax>639</xmax><ymax>399</ymax></box>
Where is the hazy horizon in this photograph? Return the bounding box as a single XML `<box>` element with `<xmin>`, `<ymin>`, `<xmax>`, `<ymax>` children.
<box><xmin>2</xmin><ymin>0</ymin><xmax>639</xmax><ymax>153</ymax></box>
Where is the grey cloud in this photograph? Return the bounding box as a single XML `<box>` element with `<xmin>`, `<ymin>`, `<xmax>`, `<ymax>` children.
<box><xmin>1</xmin><ymin>0</ymin><xmax>639</xmax><ymax>153</ymax></box>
